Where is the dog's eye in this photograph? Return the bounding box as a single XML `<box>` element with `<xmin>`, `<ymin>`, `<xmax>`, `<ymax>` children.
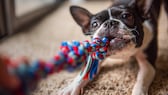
<box><xmin>121</xmin><ymin>13</ymin><xmax>133</xmax><ymax>20</ymax></box>
<box><xmin>121</xmin><ymin>13</ymin><xmax>134</xmax><ymax>27</ymax></box>
<box><xmin>92</xmin><ymin>21</ymin><xmax>99</xmax><ymax>28</ymax></box>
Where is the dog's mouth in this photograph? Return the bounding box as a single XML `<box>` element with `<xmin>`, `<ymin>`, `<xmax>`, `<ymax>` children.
<box><xmin>93</xmin><ymin>28</ymin><xmax>137</xmax><ymax>55</ymax></box>
<box><xmin>106</xmin><ymin>33</ymin><xmax>135</xmax><ymax>52</ymax></box>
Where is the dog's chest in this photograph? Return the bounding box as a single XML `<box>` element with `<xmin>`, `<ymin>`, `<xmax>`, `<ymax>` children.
<box><xmin>108</xmin><ymin>21</ymin><xmax>153</xmax><ymax>60</ymax></box>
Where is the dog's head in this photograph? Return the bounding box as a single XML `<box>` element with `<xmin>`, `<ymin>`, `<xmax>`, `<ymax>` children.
<box><xmin>70</xmin><ymin>0</ymin><xmax>152</xmax><ymax>55</ymax></box>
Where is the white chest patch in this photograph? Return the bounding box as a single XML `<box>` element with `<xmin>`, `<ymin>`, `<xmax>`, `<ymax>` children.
<box><xmin>140</xmin><ymin>21</ymin><xmax>153</xmax><ymax>50</ymax></box>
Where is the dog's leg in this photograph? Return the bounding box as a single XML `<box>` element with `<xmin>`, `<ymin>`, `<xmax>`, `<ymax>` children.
<box><xmin>132</xmin><ymin>51</ymin><xmax>155</xmax><ymax>95</ymax></box>
<box><xmin>58</xmin><ymin>74</ymin><xmax>89</xmax><ymax>95</ymax></box>
<box><xmin>58</xmin><ymin>61</ymin><xmax>102</xmax><ymax>95</ymax></box>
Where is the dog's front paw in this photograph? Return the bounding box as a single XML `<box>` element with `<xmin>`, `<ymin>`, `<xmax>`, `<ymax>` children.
<box><xmin>132</xmin><ymin>87</ymin><xmax>148</xmax><ymax>95</ymax></box>
<box><xmin>132</xmin><ymin>91</ymin><xmax>148</xmax><ymax>95</ymax></box>
<box><xmin>58</xmin><ymin>83</ymin><xmax>83</xmax><ymax>95</ymax></box>
<box><xmin>132</xmin><ymin>92</ymin><xmax>148</xmax><ymax>95</ymax></box>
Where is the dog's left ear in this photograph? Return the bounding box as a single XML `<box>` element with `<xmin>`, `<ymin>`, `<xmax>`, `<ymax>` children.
<box><xmin>128</xmin><ymin>0</ymin><xmax>153</xmax><ymax>19</ymax></box>
<box><xmin>70</xmin><ymin>6</ymin><xmax>92</xmax><ymax>35</ymax></box>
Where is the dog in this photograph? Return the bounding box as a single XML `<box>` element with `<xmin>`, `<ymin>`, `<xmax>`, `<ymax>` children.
<box><xmin>59</xmin><ymin>0</ymin><xmax>167</xmax><ymax>95</ymax></box>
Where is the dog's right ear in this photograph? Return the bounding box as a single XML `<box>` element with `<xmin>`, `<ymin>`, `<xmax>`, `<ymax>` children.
<box><xmin>70</xmin><ymin>6</ymin><xmax>92</xmax><ymax>35</ymax></box>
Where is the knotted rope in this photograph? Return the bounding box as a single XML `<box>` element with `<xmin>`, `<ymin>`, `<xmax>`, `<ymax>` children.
<box><xmin>5</xmin><ymin>37</ymin><xmax>110</xmax><ymax>95</ymax></box>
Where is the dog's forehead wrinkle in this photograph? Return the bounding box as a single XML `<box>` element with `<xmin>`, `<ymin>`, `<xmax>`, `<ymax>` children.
<box><xmin>111</xmin><ymin>6</ymin><xmax>127</xmax><ymax>11</ymax></box>
<box><xmin>108</xmin><ymin>8</ymin><xmax>113</xmax><ymax>20</ymax></box>
<box><xmin>95</xmin><ymin>10</ymin><xmax>109</xmax><ymax>17</ymax></box>
<box><xmin>92</xmin><ymin>10</ymin><xmax>109</xmax><ymax>23</ymax></box>
<box><xmin>110</xmin><ymin>6</ymin><xmax>133</xmax><ymax>16</ymax></box>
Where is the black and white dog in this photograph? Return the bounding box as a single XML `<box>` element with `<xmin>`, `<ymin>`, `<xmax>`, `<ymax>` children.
<box><xmin>59</xmin><ymin>0</ymin><xmax>167</xmax><ymax>95</ymax></box>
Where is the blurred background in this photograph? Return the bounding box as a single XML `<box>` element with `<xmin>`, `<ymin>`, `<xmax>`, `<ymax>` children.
<box><xmin>0</xmin><ymin>0</ymin><xmax>168</xmax><ymax>95</ymax></box>
<box><xmin>0</xmin><ymin>0</ymin><xmax>65</xmax><ymax>37</ymax></box>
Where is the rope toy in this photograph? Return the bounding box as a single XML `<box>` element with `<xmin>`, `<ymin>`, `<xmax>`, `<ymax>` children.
<box><xmin>5</xmin><ymin>37</ymin><xmax>110</xmax><ymax>95</ymax></box>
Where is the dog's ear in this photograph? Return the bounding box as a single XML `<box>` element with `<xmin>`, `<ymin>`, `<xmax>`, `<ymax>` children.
<box><xmin>128</xmin><ymin>0</ymin><xmax>153</xmax><ymax>19</ymax></box>
<box><xmin>70</xmin><ymin>6</ymin><xmax>92</xmax><ymax>35</ymax></box>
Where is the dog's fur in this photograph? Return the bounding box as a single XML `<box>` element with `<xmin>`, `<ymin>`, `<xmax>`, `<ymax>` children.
<box><xmin>58</xmin><ymin>0</ymin><xmax>168</xmax><ymax>95</ymax></box>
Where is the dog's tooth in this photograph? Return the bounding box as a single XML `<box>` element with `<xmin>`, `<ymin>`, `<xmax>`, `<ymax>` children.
<box><xmin>123</xmin><ymin>35</ymin><xmax>132</xmax><ymax>39</ymax></box>
<box><xmin>110</xmin><ymin>39</ymin><xmax>115</xmax><ymax>44</ymax></box>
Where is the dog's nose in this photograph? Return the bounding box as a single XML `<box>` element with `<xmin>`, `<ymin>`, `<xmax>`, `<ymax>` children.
<box><xmin>103</xmin><ymin>20</ymin><xmax>119</xmax><ymax>28</ymax></box>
